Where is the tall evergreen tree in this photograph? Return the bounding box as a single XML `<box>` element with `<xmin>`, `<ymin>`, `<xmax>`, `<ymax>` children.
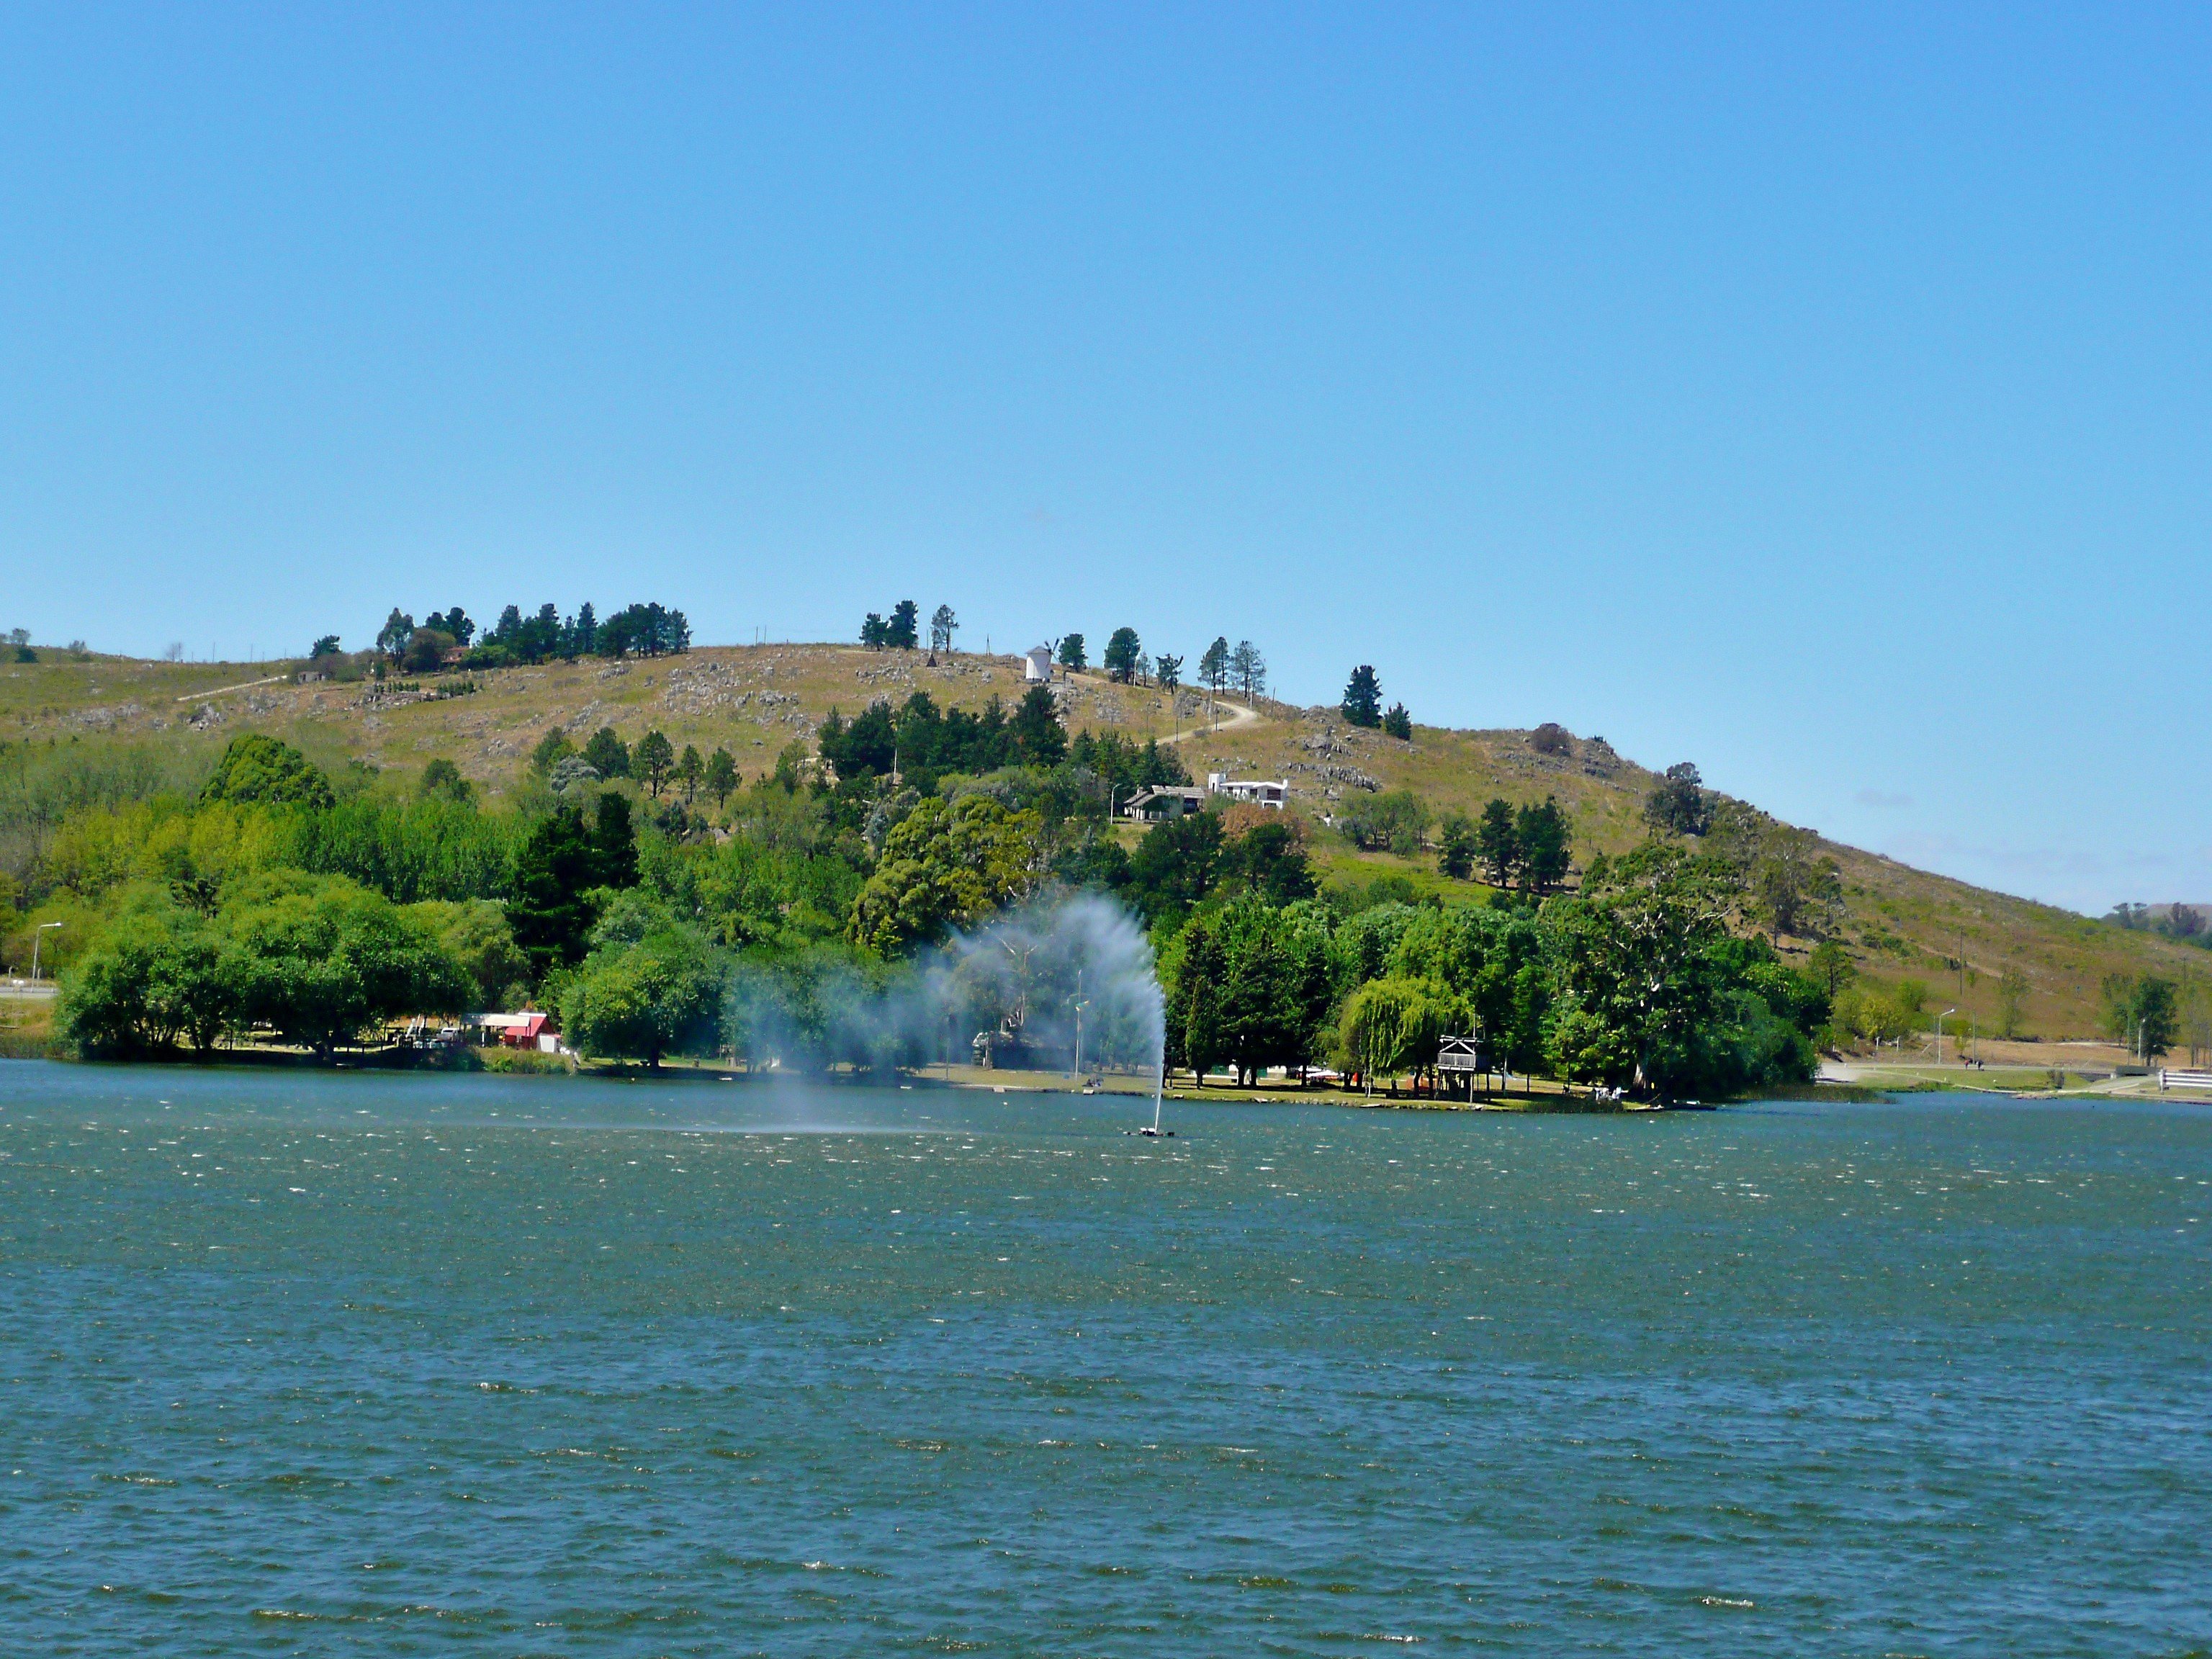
<box><xmin>1010</xmin><ymin>684</ymin><xmax>1068</xmax><ymax>765</ymax></box>
<box><xmin>1476</xmin><ymin>798</ymin><xmax>1520</xmax><ymax>886</ymax></box>
<box><xmin>888</xmin><ymin>600</ymin><xmax>920</xmax><ymax>649</ymax></box>
<box><xmin>1341</xmin><ymin>665</ymin><xmax>1382</xmax><ymax>727</ymax></box>
<box><xmin>583</xmin><ymin>727</ymin><xmax>630</xmax><ymax>778</ymax></box>
<box><xmin>705</xmin><ymin>746</ymin><xmax>739</xmax><ymax>807</ymax></box>
<box><xmin>1515</xmin><ymin>797</ymin><xmax>1573</xmax><ymax>894</ymax></box>
<box><xmin>1382</xmin><ymin>702</ymin><xmax>1412</xmax><ymax>739</ymax></box>
<box><xmin>1200</xmin><ymin>637</ymin><xmax>1230</xmax><ymax>696</ymax></box>
<box><xmin>591</xmin><ymin>793</ymin><xmax>639</xmax><ymax>891</ymax></box>
<box><xmin>635</xmin><ymin>729</ymin><xmax>676</xmax><ymax>797</ymax></box>
<box><xmin>1103</xmin><ymin>626</ymin><xmax>1141</xmax><ymax>683</ymax></box>
<box><xmin>507</xmin><ymin>806</ymin><xmax>600</xmax><ymax>976</ymax></box>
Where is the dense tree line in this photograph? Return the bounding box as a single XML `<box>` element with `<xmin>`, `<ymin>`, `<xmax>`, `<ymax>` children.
<box><xmin>356</xmin><ymin>601</ymin><xmax>690</xmax><ymax>672</ymax></box>
<box><xmin>32</xmin><ymin>678</ymin><xmax>1836</xmax><ymax>1096</ymax></box>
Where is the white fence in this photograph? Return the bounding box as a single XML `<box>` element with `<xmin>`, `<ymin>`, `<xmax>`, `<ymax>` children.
<box><xmin>2158</xmin><ymin>1069</ymin><xmax>2212</xmax><ymax>1093</ymax></box>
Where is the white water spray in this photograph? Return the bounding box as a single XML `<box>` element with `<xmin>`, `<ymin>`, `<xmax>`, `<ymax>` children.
<box><xmin>728</xmin><ymin>892</ymin><xmax>1168</xmax><ymax>1130</ymax></box>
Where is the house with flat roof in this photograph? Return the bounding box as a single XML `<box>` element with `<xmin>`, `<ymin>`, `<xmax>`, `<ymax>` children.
<box><xmin>1208</xmin><ymin>772</ymin><xmax>1288</xmax><ymax>809</ymax></box>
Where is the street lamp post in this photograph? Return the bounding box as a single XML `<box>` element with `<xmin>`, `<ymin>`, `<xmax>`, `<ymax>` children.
<box><xmin>30</xmin><ymin>922</ymin><xmax>63</xmax><ymax>983</ymax></box>
<box><xmin>1936</xmin><ymin>1006</ymin><xmax>1957</xmax><ymax>1067</ymax></box>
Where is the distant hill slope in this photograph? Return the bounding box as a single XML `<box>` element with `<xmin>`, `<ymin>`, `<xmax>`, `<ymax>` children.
<box><xmin>5</xmin><ymin>643</ymin><xmax>2201</xmax><ymax>1038</ymax></box>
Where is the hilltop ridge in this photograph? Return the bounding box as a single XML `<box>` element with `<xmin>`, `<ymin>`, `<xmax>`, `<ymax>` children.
<box><xmin>3</xmin><ymin>640</ymin><xmax>2202</xmax><ymax>1038</ymax></box>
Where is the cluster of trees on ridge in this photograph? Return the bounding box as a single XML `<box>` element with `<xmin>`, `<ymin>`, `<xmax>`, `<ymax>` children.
<box><xmin>302</xmin><ymin>601</ymin><xmax>691</xmax><ymax>678</ymax></box>
<box><xmin>855</xmin><ymin>605</ymin><xmax>1308</xmax><ymax>704</ymax></box>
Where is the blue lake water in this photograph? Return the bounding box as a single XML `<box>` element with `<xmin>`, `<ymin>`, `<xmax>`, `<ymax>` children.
<box><xmin>2</xmin><ymin>1059</ymin><xmax>2208</xmax><ymax>1655</ymax></box>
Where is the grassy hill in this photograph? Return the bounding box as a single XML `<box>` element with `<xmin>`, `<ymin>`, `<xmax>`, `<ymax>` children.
<box><xmin>4</xmin><ymin>642</ymin><xmax>2202</xmax><ymax>1038</ymax></box>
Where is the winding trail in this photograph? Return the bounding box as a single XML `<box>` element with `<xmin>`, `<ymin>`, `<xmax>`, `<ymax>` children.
<box><xmin>1160</xmin><ymin>696</ymin><xmax>1264</xmax><ymax>746</ymax></box>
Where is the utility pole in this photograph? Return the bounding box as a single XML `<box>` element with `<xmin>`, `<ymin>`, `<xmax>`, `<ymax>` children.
<box><xmin>30</xmin><ymin>922</ymin><xmax>63</xmax><ymax>982</ymax></box>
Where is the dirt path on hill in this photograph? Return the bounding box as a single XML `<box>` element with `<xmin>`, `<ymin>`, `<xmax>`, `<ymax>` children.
<box><xmin>1161</xmin><ymin>696</ymin><xmax>1262</xmax><ymax>745</ymax></box>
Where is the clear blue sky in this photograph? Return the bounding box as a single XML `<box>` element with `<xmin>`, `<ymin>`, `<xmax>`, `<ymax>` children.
<box><xmin>3</xmin><ymin>5</ymin><xmax>2206</xmax><ymax>914</ymax></box>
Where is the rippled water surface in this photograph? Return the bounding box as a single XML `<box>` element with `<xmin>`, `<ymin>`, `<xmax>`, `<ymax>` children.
<box><xmin>4</xmin><ymin>1061</ymin><xmax>2209</xmax><ymax>1655</ymax></box>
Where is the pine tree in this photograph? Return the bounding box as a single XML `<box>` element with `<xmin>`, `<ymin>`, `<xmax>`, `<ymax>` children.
<box><xmin>1382</xmin><ymin>702</ymin><xmax>1412</xmax><ymax>740</ymax></box>
<box><xmin>1200</xmin><ymin>637</ymin><xmax>1230</xmax><ymax>696</ymax></box>
<box><xmin>591</xmin><ymin>793</ymin><xmax>640</xmax><ymax>890</ymax></box>
<box><xmin>888</xmin><ymin>600</ymin><xmax>920</xmax><ymax>650</ymax></box>
<box><xmin>1010</xmin><ymin>685</ymin><xmax>1067</xmax><ymax>765</ymax></box>
<box><xmin>583</xmin><ymin>727</ymin><xmax>630</xmax><ymax>778</ymax></box>
<box><xmin>705</xmin><ymin>746</ymin><xmax>739</xmax><ymax>808</ymax></box>
<box><xmin>635</xmin><ymin>729</ymin><xmax>676</xmax><ymax>797</ymax></box>
<box><xmin>1341</xmin><ymin>665</ymin><xmax>1382</xmax><ymax>727</ymax></box>
<box><xmin>1103</xmin><ymin>626</ymin><xmax>1141</xmax><ymax>683</ymax></box>
<box><xmin>1476</xmin><ymin>798</ymin><xmax>1519</xmax><ymax>886</ymax></box>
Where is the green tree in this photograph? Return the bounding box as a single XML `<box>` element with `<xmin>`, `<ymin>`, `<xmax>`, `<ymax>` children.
<box><xmin>1437</xmin><ymin>812</ymin><xmax>1478</xmax><ymax>880</ymax></box>
<box><xmin>375</xmin><ymin>608</ymin><xmax>415</xmax><ymax>657</ymax></box>
<box><xmin>1643</xmin><ymin>762</ymin><xmax>1711</xmax><ymax>837</ymax></box>
<box><xmin>1339</xmin><ymin>789</ymin><xmax>1430</xmax><ymax>853</ymax></box>
<box><xmin>860</xmin><ymin>612</ymin><xmax>887</xmax><ymax>649</ymax></box>
<box><xmin>408</xmin><ymin>898</ymin><xmax>529</xmax><ymax>1010</ymax></box>
<box><xmin>1223</xmin><ymin>819</ymin><xmax>1316</xmax><ymax>904</ymax></box>
<box><xmin>705</xmin><ymin>746</ymin><xmax>739</xmax><ymax>808</ymax></box>
<box><xmin>1200</xmin><ymin>637</ymin><xmax>1231</xmax><ymax>697</ymax></box>
<box><xmin>419</xmin><ymin>757</ymin><xmax>471</xmax><ymax>801</ymax></box>
<box><xmin>402</xmin><ymin>627</ymin><xmax>454</xmax><ymax>674</ymax></box>
<box><xmin>1056</xmin><ymin>632</ymin><xmax>1087</xmax><ymax>672</ymax></box>
<box><xmin>1475</xmin><ymin>799</ymin><xmax>1519</xmax><ymax>886</ymax></box>
<box><xmin>199</xmin><ymin>734</ymin><xmax>336</xmax><ymax>810</ymax></box>
<box><xmin>848</xmin><ymin>796</ymin><xmax>1044</xmax><ymax>956</ymax></box>
<box><xmin>309</xmin><ymin>634</ymin><xmax>341</xmax><ymax>659</ymax></box>
<box><xmin>1335</xmin><ymin>976</ymin><xmax>1468</xmax><ymax>1089</ymax></box>
<box><xmin>1169</xmin><ymin>915</ymin><xmax>1228</xmax><ymax>1082</ymax></box>
<box><xmin>531</xmin><ymin>729</ymin><xmax>577</xmax><ymax>776</ymax></box>
<box><xmin>1127</xmin><ymin>811</ymin><xmax>1225</xmax><ymax>926</ymax></box>
<box><xmin>1103</xmin><ymin>626</ymin><xmax>1141</xmax><ymax>683</ymax></box>
<box><xmin>1009</xmin><ymin>685</ymin><xmax>1067</xmax><ymax>766</ymax></box>
<box><xmin>591</xmin><ymin>792</ymin><xmax>640</xmax><ymax>891</ymax></box>
<box><xmin>930</xmin><ymin>604</ymin><xmax>958</xmax><ymax>652</ymax></box>
<box><xmin>58</xmin><ymin>894</ymin><xmax>240</xmax><ymax>1058</ymax></box>
<box><xmin>635</xmin><ymin>729</ymin><xmax>676</xmax><ymax>798</ymax></box>
<box><xmin>226</xmin><ymin>876</ymin><xmax>470</xmax><ymax>1060</ymax></box>
<box><xmin>1994</xmin><ymin>964</ymin><xmax>2031</xmax><ymax>1040</ymax></box>
<box><xmin>677</xmin><ymin>744</ymin><xmax>703</xmax><ymax>803</ymax></box>
<box><xmin>1540</xmin><ymin>846</ymin><xmax>1736</xmax><ymax>1094</ymax></box>
<box><xmin>507</xmin><ymin>806</ymin><xmax>602</xmax><ymax>976</ymax></box>
<box><xmin>583</xmin><ymin>727</ymin><xmax>630</xmax><ymax>778</ymax></box>
<box><xmin>888</xmin><ymin>600</ymin><xmax>920</xmax><ymax>650</ymax></box>
<box><xmin>1229</xmin><ymin>640</ymin><xmax>1266</xmax><ymax>699</ymax></box>
<box><xmin>1154</xmin><ymin>653</ymin><xmax>1182</xmax><ymax>692</ymax></box>
<box><xmin>1750</xmin><ymin>825</ymin><xmax>1843</xmax><ymax>940</ymax></box>
<box><xmin>1514</xmin><ymin>796</ymin><xmax>1572</xmax><ymax>894</ymax></box>
<box><xmin>561</xmin><ymin>898</ymin><xmax>724</xmax><ymax>1070</ymax></box>
<box><xmin>1808</xmin><ymin>938</ymin><xmax>1857</xmax><ymax>998</ymax></box>
<box><xmin>1382</xmin><ymin>702</ymin><xmax>1412</xmax><ymax>740</ymax></box>
<box><xmin>1341</xmin><ymin>665</ymin><xmax>1382</xmax><ymax>727</ymax></box>
<box><xmin>2105</xmin><ymin>974</ymin><xmax>2178</xmax><ymax>1057</ymax></box>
